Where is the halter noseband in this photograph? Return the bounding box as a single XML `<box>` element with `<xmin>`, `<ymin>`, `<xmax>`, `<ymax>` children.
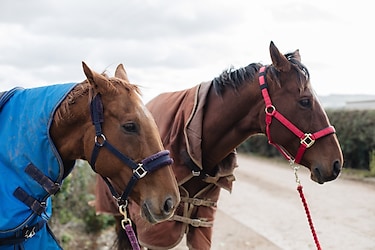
<box><xmin>258</xmin><ymin>66</ymin><xmax>335</xmax><ymax>164</ymax></box>
<box><xmin>89</xmin><ymin>94</ymin><xmax>173</xmax><ymax>206</ymax></box>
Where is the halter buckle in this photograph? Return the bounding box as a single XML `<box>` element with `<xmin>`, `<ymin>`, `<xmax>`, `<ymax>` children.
<box><xmin>134</xmin><ymin>164</ymin><xmax>147</xmax><ymax>179</ymax></box>
<box><xmin>300</xmin><ymin>133</ymin><xmax>315</xmax><ymax>148</ymax></box>
<box><xmin>190</xmin><ymin>219</ymin><xmax>203</xmax><ymax>227</ymax></box>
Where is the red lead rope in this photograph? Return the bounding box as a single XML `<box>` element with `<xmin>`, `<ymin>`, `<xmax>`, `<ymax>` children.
<box><xmin>293</xmin><ymin>166</ymin><xmax>322</xmax><ymax>250</ymax></box>
<box><xmin>297</xmin><ymin>184</ymin><xmax>322</xmax><ymax>250</ymax></box>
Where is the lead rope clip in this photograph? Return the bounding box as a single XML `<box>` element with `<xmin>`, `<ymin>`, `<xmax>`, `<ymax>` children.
<box><xmin>292</xmin><ymin>163</ymin><xmax>301</xmax><ymax>185</ymax></box>
<box><xmin>119</xmin><ymin>204</ymin><xmax>132</xmax><ymax>228</ymax></box>
<box><xmin>118</xmin><ymin>204</ymin><xmax>141</xmax><ymax>250</ymax></box>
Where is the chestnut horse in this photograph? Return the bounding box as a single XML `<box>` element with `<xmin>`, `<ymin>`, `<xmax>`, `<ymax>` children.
<box><xmin>95</xmin><ymin>41</ymin><xmax>343</xmax><ymax>249</ymax></box>
<box><xmin>0</xmin><ymin>62</ymin><xmax>179</xmax><ymax>249</ymax></box>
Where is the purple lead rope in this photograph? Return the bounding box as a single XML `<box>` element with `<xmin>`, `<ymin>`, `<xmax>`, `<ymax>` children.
<box><xmin>124</xmin><ymin>224</ymin><xmax>141</xmax><ymax>250</ymax></box>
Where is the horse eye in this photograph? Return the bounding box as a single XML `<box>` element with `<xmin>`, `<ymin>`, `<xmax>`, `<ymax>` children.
<box><xmin>299</xmin><ymin>99</ymin><xmax>311</xmax><ymax>108</ymax></box>
<box><xmin>122</xmin><ymin>122</ymin><xmax>138</xmax><ymax>134</ymax></box>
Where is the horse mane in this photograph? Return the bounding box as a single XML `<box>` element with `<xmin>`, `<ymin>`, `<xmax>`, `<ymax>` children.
<box><xmin>54</xmin><ymin>72</ymin><xmax>141</xmax><ymax>124</ymax></box>
<box><xmin>212</xmin><ymin>53</ymin><xmax>309</xmax><ymax>95</ymax></box>
<box><xmin>212</xmin><ymin>63</ymin><xmax>262</xmax><ymax>95</ymax></box>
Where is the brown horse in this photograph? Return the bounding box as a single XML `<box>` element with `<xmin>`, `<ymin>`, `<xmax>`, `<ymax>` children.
<box><xmin>0</xmin><ymin>62</ymin><xmax>179</xmax><ymax>249</ymax></box>
<box><xmin>95</xmin><ymin>41</ymin><xmax>343</xmax><ymax>249</ymax></box>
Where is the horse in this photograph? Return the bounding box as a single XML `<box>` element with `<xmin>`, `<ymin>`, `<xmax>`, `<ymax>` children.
<box><xmin>95</xmin><ymin>41</ymin><xmax>343</xmax><ymax>249</ymax></box>
<box><xmin>0</xmin><ymin>62</ymin><xmax>179</xmax><ymax>249</ymax></box>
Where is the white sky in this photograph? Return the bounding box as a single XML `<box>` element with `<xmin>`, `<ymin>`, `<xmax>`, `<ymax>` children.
<box><xmin>0</xmin><ymin>0</ymin><xmax>374</xmax><ymax>102</ymax></box>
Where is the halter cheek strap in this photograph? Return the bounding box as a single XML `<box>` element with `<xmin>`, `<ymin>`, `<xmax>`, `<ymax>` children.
<box><xmin>89</xmin><ymin>94</ymin><xmax>173</xmax><ymax>205</ymax></box>
<box><xmin>258</xmin><ymin>66</ymin><xmax>335</xmax><ymax>164</ymax></box>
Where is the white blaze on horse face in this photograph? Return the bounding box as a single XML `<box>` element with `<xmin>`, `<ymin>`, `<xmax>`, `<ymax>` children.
<box><xmin>143</xmin><ymin>105</ymin><xmax>156</xmax><ymax>120</ymax></box>
<box><xmin>134</xmin><ymin>98</ymin><xmax>164</xmax><ymax>148</ymax></box>
<box><xmin>137</xmin><ymin>98</ymin><xmax>156</xmax><ymax>123</ymax></box>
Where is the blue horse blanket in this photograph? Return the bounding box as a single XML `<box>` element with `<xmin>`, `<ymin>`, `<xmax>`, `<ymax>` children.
<box><xmin>0</xmin><ymin>83</ymin><xmax>76</xmax><ymax>249</ymax></box>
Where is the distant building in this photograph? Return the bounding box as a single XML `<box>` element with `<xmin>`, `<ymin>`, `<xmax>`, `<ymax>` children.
<box><xmin>345</xmin><ymin>99</ymin><xmax>375</xmax><ymax>110</ymax></box>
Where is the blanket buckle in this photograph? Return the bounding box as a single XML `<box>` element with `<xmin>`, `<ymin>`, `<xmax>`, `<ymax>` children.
<box><xmin>191</xmin><ymin>170</ymin><xmax>201</xmax><ymax>176</ymax></box>
<box><xmin>24</xmin><ymin>227</ymin><xmax>36</xmax><ymax>239</ymax></box>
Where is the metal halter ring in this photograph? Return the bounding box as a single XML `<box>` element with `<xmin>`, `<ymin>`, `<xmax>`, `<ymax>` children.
<box><xmin>265</xmin><ymin>105</ymin><xmax>276</xmax><ymax>115</ymax></box>
<box><xmin>94</xmin><ymin>134</ymin><xmax>106</xmax><ymax>146</ymax></box>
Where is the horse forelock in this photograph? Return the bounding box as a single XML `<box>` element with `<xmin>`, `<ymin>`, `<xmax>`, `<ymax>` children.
<box><xmin>54</xmin><ymin>75</ymin><xmax>141</xmax><ymax>125</ymax></box>
<box><xmin>267</xmin><ymin>56</ymin><xmax>310</xmax><ymax>93</ymax></box>
<box><xmin>284</xmin><ymin>52</ymin><xmax>310</xmax><ymax>83</ymax></box>
<box><xmin>290</xmin><ymin>59</ymin><xmax>310</xmax><ymax>93</ymax></box>
<box><xmin>108</xmin><ymin>77</ymin><xmax>142</xmax><ymax>96</ymax></box>
<box><xmin>101</xmin><ymin>69</ymin><xmax>142</xmax><ymax>96</ymax></box>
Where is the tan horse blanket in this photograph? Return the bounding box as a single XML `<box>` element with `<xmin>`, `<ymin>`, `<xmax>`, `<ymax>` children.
<box><xmin>94</xmin><ymin>81</ymin><xmax>238</xmax><ymax>249</ymax></box>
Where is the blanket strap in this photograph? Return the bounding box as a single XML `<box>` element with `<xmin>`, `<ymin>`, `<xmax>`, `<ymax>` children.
<box><xmin>13</xmin><ymin>164</ymin><xmax>59</xmax><ymax>216</ymax></box>
<box><xmin>0</xmin><ymin>220</ymin><xmax>46</xmax><ymax>246</ymax></box>
<box><xmin>172</xmin><ymin>215</ymin><xmax>213</xmax><ymax>228</ymax></box>
<box><xmin>6</xmin><ymin>164</ymin><xmax>57</xmax><ymax>244</ymax></box>
<box><xmin>13</xmin><ymin>188</ymin><xmax>46</xmax><ymax>216</ymax></box>
<box><xmin>25</xmin><ymin>164</ymin><xmax>61</xmax><ymax>195</ymax></box>
<box><xmin>180</xmin><ymin>197</ymin><xmax>217</xmax><ymax>207</ymax></box>
<box><xmin>170</xmin><ymin>185</ymin><xmax>216</xmax><ymax>228</ymax></box>
<box><xmin>171</xmin><ymin>196</ymin><xmax>216</xmax><ymax>228</ymax></box>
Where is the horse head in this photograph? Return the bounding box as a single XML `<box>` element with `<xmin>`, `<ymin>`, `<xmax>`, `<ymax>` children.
<box><xmin>259</xmin><ymin>42</ymin><xmax>343</xmax><ymax>184</ymax></box>
<box><xmin>52</xmin><ymin>62</ymin><xmax>180</xmax><ymax>223</ymax></box>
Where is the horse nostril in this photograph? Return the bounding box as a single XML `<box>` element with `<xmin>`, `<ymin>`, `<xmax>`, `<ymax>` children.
<box><xmin>313</xmin><ymin>167</ymin><xmax>324</xmax><ymax>184</ymax></box>
<box><xmin>333</xmin><ymin>160</ymin><xmax>341</xmax><ymax>177</ymax></box>
<box><xmin>163</xmin><ymin>197</ymin><xmax>174</xmax><ymax>215</ymax></box>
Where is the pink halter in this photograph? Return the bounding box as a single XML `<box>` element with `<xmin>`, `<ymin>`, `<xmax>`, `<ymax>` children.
<box><xmin>258</xmin><ymin>66</ymin><xmax>335</xmax><ymax>164</ymax></box>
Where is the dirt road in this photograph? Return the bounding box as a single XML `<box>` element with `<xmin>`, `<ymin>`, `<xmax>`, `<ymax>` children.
<box><xmin>174</xmin><ymin>154</ymin><xmax>375</xmax><ymax>250</ymax></box>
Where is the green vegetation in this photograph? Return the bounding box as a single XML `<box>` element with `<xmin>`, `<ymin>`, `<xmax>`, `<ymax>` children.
<box><xmin>370</xmin><ymin>150</ymin><xmax>375</xmax><ymax>176</ymax></box>
<box><xmin>50</xmin><ymin>160</ymin><xmax>115</xmax><ymax>249</ymax></box>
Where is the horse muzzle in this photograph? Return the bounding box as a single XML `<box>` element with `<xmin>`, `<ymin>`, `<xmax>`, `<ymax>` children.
<box><xmin>311</xmin><ymin>159</ymin><xmax>342</xmax><ymax>184</ymax></box>
<box><xmin>141</xmin><ymin>196</ymin><xmax>177</xmax><ymax>224</ymax></box>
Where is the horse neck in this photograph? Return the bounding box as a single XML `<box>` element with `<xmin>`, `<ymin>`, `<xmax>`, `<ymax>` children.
<box><xmin>201</xmin><ymin>79</ymin><xmax>263</xmax><ymax>168</ymax></box>
<box><xmin>50</xmin><ymin>89</ymin><xmax>92</xmax><ymax>173</ymax></box>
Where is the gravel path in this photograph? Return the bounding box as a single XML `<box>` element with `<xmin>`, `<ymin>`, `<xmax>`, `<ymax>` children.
<box><xmin>213</xmin><ymin>154</ymin><xmax>374</xmax><ymax>250</ymax></box>
<box><xmin>173</xmin><ymin>154</ymin><xmax>375</xmax><ymax>249</ymax></box>
<box><xmin>97</xmin><ymin>154</ymin><xmax>375</xmax><ymax>250</ymax></box>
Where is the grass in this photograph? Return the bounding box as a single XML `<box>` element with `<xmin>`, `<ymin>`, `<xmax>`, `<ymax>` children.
<box><xmin>341</xmin><ymin>167</ymin><xmax>375</xmax><ymax>181</ymax></box>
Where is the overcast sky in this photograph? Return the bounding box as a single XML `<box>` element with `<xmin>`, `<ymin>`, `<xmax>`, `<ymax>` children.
<box><xmin>0</xmin><ymin>0</ymin><xmax>374</xmax><ymax>102</ymax></box>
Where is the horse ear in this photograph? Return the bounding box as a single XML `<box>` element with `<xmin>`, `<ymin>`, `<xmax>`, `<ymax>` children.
<box><xmin>82</xmin><ymin>61</ymin><xmax>111</xmax><ymax>94</ymax></box>
<box><xmin>269</xmin><ymin>41</ymin><xmax>291</xmax><ymax>72</ymax></box>
<box><xmin>292</xmin><ymin>49</ymin><xmax>301</xmax><ymax>62</ymax></box>
<box><xmin>115</xmin><ymin>64</ymin><xmax>130</xmax><ymax>82</ymax></box>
